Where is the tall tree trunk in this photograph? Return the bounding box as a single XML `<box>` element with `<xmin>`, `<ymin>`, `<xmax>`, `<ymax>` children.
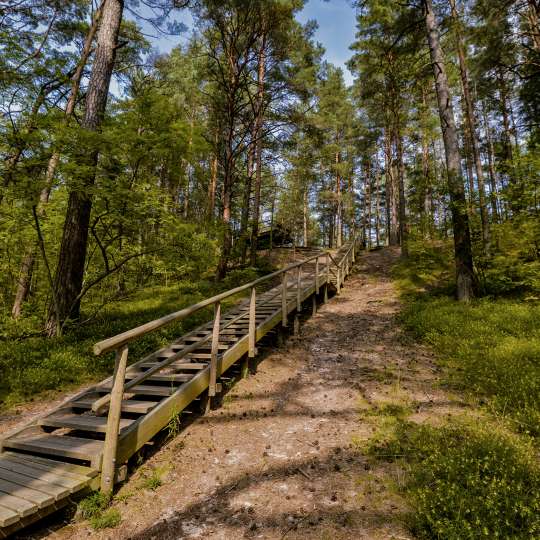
<box><xmin>394</xmin><ymin>129</ymin><xmax>408</xmax><ymax>257</ymax></box>
<box><xmin>249</xmin><ymin>33</ymin><xmax>266</xmax><ymax>266</ymax></box>
<box><xmin>303</xmin><ymin>188</ymin><xmax>308</xmax><ymax>246</ymax></box>
<box><xmin>374</xmin><ymin>162</ymin><xmax>381</xmax><ymax>247</ymax></box>
<box><xmin>384</xmin><ymin>127</ymin><xmax>399</xmax><ymax>245</ymax></box>
<box><xmin>482</xmin><ymin>104</ymin><xmax>501</xmax><ymax>223</ymax></box>
<box><xmin>208</xmin><ymin>152</ymin><xmax>218</xmax><ymax>219</ymax></box>
<box><xmin>240</xmin><ymin>132</ymin><xmax>255</xmax><ymax>265</ymax></box>
<box><xmin>527</xmin><ymin>0</ymin><xmax>540</xmax><ymax>51</ymax></box>
<box><xmin>450</xmin><ymin>0</ymin><xmax>489</xmax><ymax>249</ymax></box>
<box><xmin>46</xmin><ymin>0</ymin><xmax>123</xmax><ymax>335</ymax></box>
<box><xmin>424</xmin><ymin>0</ymin><xmax>475</xmax><ymax>300</ymax></box>
<box><xmin>366</xmin><ymin>161</ymin><xmax>372</xmax><ymax>249</ymax></box>
<box><xmin>335</xmin><ymin>150</ymin><xmax>342</xmax><ymax>248</ymax></box>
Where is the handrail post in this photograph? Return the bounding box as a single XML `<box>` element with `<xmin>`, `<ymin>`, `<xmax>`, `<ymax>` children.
<box><xmin>296</xmin><ymin>265</ymin><xmax>302</xmax><ymax>312</ymax></box>
<box><xmin>326</xmin><ymin>252</ymin><xmax>330</xmax><ymax>284</ymax></box>
<box><xmin>281</xmin><ymin>271</ymin><xmax>288</xmax><ymax>327</ymax></box>
<box><xmin>248</xmin><ymin>286</ymin><xmax>257</xmax><ymax>358</ymax></box>
<box><xmin>315</xmin><ymin>256</ymin><xmax>319</xmax><ymax>294</ymax></box>
<box><xmin>209</xmin><ymin>301</ymin><xmax>221</xmax><ymax>397</ymax></box>
<box><xmin>101</xmin><ymin>344</ymin><xmax>128</xmax><ymax>494</ymax></box>
<box><xmin>336</xmin><ymin>266</ymin><xmax>341</xmax><ymax>295</ymax></box>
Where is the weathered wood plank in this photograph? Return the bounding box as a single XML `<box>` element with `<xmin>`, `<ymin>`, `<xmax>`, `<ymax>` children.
<box><xmin>72</xmin><ymin>397</ymin><xmax>159</xmax><ymax>415</ymax></box>
<box><xmin>0</xmin><ymin>478</ymin><xmax>54</xmax><ymax>508</ymax></box>
<box><xmin>0</xmin><ymin>468</ymin><xmax>69</xmax><ymax>500</ymax></box>
<box><xmin>0</xmin><ymin>504</ymin><xmax>19</xmax><ymax>527</ymax></box>
<box><xmin>38</xmin><ymin>413</ymin><xmax>134</xmax><ymax>433</ymax></box>
<box><xmin>1</xmin><ymin>452</ymin><xmax>97</xmax><ymax>479</ymax></box>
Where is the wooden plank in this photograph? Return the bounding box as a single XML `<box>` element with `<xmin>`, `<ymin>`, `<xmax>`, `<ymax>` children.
<box><xmin>72</xmin><ymin>397</ymin><xmax>158</xmax><ymax>415</ymax></box>
<box><xmin>126</xmin><ymin>373</ymin><xmax>192</xmax><ymax>383</ymax></box>
<box><xmin>0</xmin><ymin>459</ymin><xmax>83</xmax><ymax>492</ymax></box>
<box><xmin>0</xmin><ymin>504</ymin><xmax>18</xmax><ymax>527</ymax></box>
<box><xmin>38</xmin><ymin>413</ymin><xmax>134</xmax><ymax>433</ymax></box>
<box><xmin>0</xmin><ymin>491</ymin><xmax>36</xmax><ymax>517</ymax></box>
<box><xmin>97</xmin><ymin>383</ymin><xmax>178</xmax><ymax>397</ymax></box>
<box><xmin>0</xmin><ymin>468</ymin><xmax>69</xmax><ymax>500</ymax></box>
<box><xmin>0</xmin><ymin>478</ymin><xmax>54</xmax><ymax>508</ymax></box>
<box><xmin>2</xmin><ymin>435</ymin><xmax>103</xmax><ymax>466</ymax></box>
<box><xmin>2</xmin><ymin>453</ymin><xmax>97</xmax><ymax>479</ymax></box>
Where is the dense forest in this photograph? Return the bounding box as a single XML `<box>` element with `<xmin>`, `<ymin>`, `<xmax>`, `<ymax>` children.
<box><xmin>0</xmin><ymin>0</ymin><xmax>539</xmax><ymax>536</ymax></box>
<box><xmin>1</xmin><ymin>0</ymin><xmax>538</xmax><ymax>332</ymax></box>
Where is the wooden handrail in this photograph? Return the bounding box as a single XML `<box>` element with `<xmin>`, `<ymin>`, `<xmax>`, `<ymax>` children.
<box><xmin>96</xmin><ymin>237</ymin><xmax>357</xmax><ymax>492</ymax></box>
<box><xmin>93</xmin><ymin>251</ymin><xmax>326</xmax><ymax>356</ymax></box>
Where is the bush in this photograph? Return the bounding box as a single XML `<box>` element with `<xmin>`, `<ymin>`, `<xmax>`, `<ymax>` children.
<box><xmin>369</xmin><ymin>421</ymin><xmax>540</xmax><ymax>540</ymax></box>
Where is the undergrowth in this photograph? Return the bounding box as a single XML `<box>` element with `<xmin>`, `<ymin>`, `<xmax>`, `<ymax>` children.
<box><xmin>362</xmin><ymin>239</ymin><xmax>540</xmax><ymax>539</ymax></box>
<box><xmin>0</xmin><ymin>265</ymin><xmax>266</xmax><ymax>409</ymax></box>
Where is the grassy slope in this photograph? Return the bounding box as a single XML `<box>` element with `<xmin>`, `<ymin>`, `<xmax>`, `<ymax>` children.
<box><xmin>0</xmin><ymin>268</ymin><xmax>261</xmax><ymax>409</ymax></box>
<box><xmin>367</xmin><ymin>242</ymin><xmax>540</xmax><ymax>539</ymax></box>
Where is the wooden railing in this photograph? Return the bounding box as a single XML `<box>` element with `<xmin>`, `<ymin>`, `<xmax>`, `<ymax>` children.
<box><xmin>93</xmin><ymin>237</ymin><xmax>358</xmax><ymax>493</ymax></box>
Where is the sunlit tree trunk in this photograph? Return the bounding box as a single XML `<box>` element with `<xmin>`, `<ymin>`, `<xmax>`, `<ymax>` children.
<box><xmin>46</xmin><ymin>0</ymin><xmax>124</xmax><ymax>335</ymax></box>
<box><xmin>424</xmin><ymin>0</ymin><xmax>475</xmax><ymax>300</ymax></box>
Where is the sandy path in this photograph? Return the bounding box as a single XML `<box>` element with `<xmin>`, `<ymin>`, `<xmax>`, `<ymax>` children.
<box><xmin>20</xmin><ymin>247</ymin><xmax>459</xmax><ymax>540</ymax></box>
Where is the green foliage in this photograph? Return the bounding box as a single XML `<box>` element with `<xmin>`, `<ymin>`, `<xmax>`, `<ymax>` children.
<box><xmin>396</xmin><ymin>240</ymin><xmax>540</xmax><ymax>438</ymax></box>
<box><xmin>481</xmin><ymin>218</ymin><xmax>540</xmax><ymax>296</ymax></box>
<box><xmin>77</xmin><ymin>492</ymin><xmax>110</xmax><ymax>520</ymax></box>
<box><xmin>368</xmin><ymin>421</ymin><xmax>540</xmax><ymax>540</ymax></box>
<box><xmin>89</xmin><ymin>508</ymin><xmax>121</xmax><ymax>530</ymax></box>
<box><xmin>0</xmin><ymin>274</ymin><xmax>242</xmax><ymax>408</ymax></box>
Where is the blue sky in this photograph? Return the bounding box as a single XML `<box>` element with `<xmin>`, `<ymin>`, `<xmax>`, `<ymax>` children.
<box><xmin>133</xmin><ymin>0</ymin><xmax>358</xmax><ymax>86</ymax></box>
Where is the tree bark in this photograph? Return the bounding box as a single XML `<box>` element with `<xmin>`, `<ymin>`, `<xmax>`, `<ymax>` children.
<box><xmin>335</xmin><ymin>149</ymin><xmax>342</xmax><ymax>248</ymax></box>
<box><xmin>46</xmin><ymin>0</ymin><xmax>123</xmax><ymax>335</ymax></box>
<box><xmin>384</xmin><ymin>127</ymin><xmax>399</xmax><ymax>246</ymax></box>
<box><xmin>424</xmin><ymin>0</ymin><xmax>475</xmax><ymax>300</ymax></box>
<box><xmin>482</xmin><ymin>104</ymin><xmax>501</xmax><ymax>223</ymax></box>
<box><xmin>249</xmin><ymin>33</ymin><xmax>266</xmax><ymax>266</ymax></box>
<box><xmin>12</xmin><ymin>3</ymin><xmax>103</xmax><ymax>319</ymax></box>
<box><xmin>450</xmin><ymin>0</ymin><xmax>489</xmax><ymax>250</ymax></box>
<box><xmin>394</xmin><ymin>129</ymin><xmax>408</xmax><ymax>257</ymax></box>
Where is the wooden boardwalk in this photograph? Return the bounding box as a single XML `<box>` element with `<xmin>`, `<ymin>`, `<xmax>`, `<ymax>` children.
<box><xmin>0</xmin><ymin>240</ymin><xmax>357</xmax><ymax>537</ymax></box>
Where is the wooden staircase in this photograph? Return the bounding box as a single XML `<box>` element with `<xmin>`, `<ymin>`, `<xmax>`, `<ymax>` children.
<box><xmin>0</xmin><ymin>239</ymin><xmax>358</xmax><ymax>537</ymax></box>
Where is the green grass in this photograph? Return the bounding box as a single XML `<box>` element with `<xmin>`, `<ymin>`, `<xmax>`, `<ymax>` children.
<box><xmin>0</xmin><ymin>267</ymin><xmax>262</xmax><ymax>409</ymax></box>
<box><xmin>363</xmin><ymin>240</ymin><xmax>540</xmax><ymax>539</ymax></box>
<box><xmin>368</xmin><ymin>420</ymin><xmax>540</xmax><ymax>539</ymax></box>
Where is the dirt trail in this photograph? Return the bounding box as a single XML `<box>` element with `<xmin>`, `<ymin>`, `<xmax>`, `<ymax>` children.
<box><xmin>22</xmin><ymin>247</ymin><xmax>459</xmax><ymax>540</ymax></box>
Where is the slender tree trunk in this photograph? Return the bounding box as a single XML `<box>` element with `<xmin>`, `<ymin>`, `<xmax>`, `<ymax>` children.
<box><xmin>374</xmin><ymin>162</ymin><xmax>381</xmax><ymax>247</ymax></box>
<box><xmin>394</xmin><ymin>129</ymin><xmax>408</xmax><ymax>257</ymax></box>
<box><xmin>249</xmin><ymin>34</ymin><xmax>266</xmax><ymax>266</ymax></box>
<box><xmin>384</xmin><ymin>128</ymin><xmax>399</xmax><ymax>245</ymax></box>
<box><xmin>482</xmin><ymin>104</ymin><xmax>501</xmax><ymax>223</ymax></box>
<box><xmin>335</xmin><ymin>150</ymin><xmax>342</xmax><ymax>248</ymax></box>
<box><xmin>208</xmin><ymin>151</ymin><xmax>218</xmax><ymax>219</ymax></box>
<box><xmin>527</xmin><ymin>0</ymin><xmax>540</xmax><ymax>51</ymax></box>
<box><xmin>303</xmin><ymin>188</ymin><xmax>308</xmax><ymax>246</ymax></box>
<box><xmin>450</xmin><ymin>0</ymin><xmax>490</xmax><ymax>249</ymax></box>
<box><xmin>366</xmin><ymin>162</ymin><xmax>372</xmax><ymax>249</ymax></box>
<box><xmin>46</xmin><ymin>0</ymin><xmax>123</xmax><ymax>334</ymax></box>
<box><xmin>240</xmin><ymin>133</ymin><xmax>255</xmax><ymax>264</ymax></box>
<box><xmin>424</xmin><ymin>0</ymin><xmax>475</xmax><ymax>300</ymax></box>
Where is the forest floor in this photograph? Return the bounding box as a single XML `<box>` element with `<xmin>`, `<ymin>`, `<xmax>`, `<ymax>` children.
<box><xmin>13</xmin><ymin>246</ymin><xmax>468</xmax><ymax>540</ymax></box>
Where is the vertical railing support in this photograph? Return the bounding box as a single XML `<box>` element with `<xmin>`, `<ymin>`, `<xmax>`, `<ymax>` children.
<box><xmin>281</xmin><ymin>271</ymin><xmax>288</xmax><ymax>327</ymax></box>
<box><xmin>336</xmin><ymin>266</ymin><xmax>341</xmax><ymax>295</ymax></box>
<box><xmin>296</xmin><ymin>265</ymin><xmax>302</xmax><ymax>312</ymax></box>
<box><xmin>248</xmin><ymin>287</ymin><xmax>256</xmax><ymax>358</ymax></box>
<box><xmin>315</xmin><ymin>257</ymin><xmax>319</xmax><ymax>294</ymax></box>
<box><xmin>326</xmin><ymin>252</ymin><xmax>330</xmax><ymax>284</ymax></box>
<box><xmin>209</xmin><ymin>301</ymin><xmax>221</xmax><ymax>397</ymax></box>
<box><xmin>101</xmin><ymin>344</ymin><xmax>129</xmax><ymax>494</ymax></box>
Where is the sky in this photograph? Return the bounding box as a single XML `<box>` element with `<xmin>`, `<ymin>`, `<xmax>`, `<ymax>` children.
<box><xmin>133</xmin><ymin>0</ymin><xmax>358</xmax><ymax>86</ymax></box>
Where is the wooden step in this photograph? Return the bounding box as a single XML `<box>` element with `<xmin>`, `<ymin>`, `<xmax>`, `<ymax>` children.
<box><xmin>97</xmin><ymin>383</ymin><xmax>178</xmax><ymax>397</ymax></box>
<box><xmin>38</xmin><ymin>412</ymin><xmax>134</xmax><ymax>434</ymax></box>
<box><xmin>0</xmin><ymin>504</ymin><xmax>19</xmax><ymax>527</ymax></box>
<box><xmin>0</xmin><ymin>491</ymin><xmax>36</xmax><ymax>519</ymax></box>
<box><xmin>0</xmin><ymin>456</ymin><xmax>88</xmax><ymax>492</ymax></box>
<box><xmin>2</xmin><ymin>434</ymin><xmax>103</xmax><ymax>465</ymax></box>
<box><xmin>72</xmin><ymin>396</ymin><xmax>159</xmax><ymax>414</ymax></box>
<box><xmin>1</xmin><ymin>452</ymin><xmax>97</xmax><ymax>480</ymax></box>
<box><xmin>139</xmin><ymin>362</ymin><xmax>207</xmax><ymax>371</ymax></box>
<box><xmin>0</xmin><ymin>467</ymin><xmax>69</xmax><ymax>500</ymax></box>
<box><xmin>124</xmin><ymin>373</ymin><xmax>193</xmax><ymax>383</ymax></box>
